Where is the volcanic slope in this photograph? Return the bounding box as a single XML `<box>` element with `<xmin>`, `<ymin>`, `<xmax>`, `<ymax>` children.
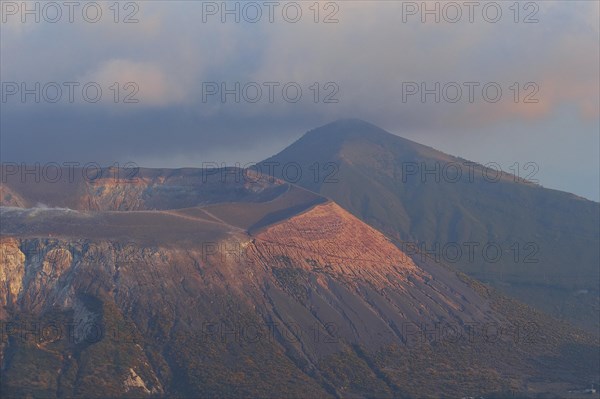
<box><xmin>259</xmin><ymin>118</ymin><xmax>600</xmax><ymax>333</ymax></box>
<box><xmin>0</xmin><ymin>166</ymin><xmax>598</xmax><ymax>398</ymax></box>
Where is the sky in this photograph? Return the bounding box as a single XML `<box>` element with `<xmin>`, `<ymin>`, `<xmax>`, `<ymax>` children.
<box><xmin>1</xmin><ymin>0</ymin><xmax>599</xmax><ymax>200</ymax></box>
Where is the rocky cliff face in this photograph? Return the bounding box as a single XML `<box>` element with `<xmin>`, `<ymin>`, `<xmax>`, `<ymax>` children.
<box><xmin>0</xmin><ymin>166</ymin><xmax>286</xmax><ymax>211</ymax></box>
<box><xmin>0</xmin><ymin>238</ymin><xmax>25</xmax><ymax>314</ymax></box>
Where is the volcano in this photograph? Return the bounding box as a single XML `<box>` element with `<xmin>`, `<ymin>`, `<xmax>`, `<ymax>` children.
<box><xmin>0</xmin><ymin>137</ymin><xmax>598</xmax><ymax>398</ymax></box>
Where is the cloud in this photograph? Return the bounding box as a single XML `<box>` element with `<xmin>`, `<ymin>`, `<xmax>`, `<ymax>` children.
<box><xmin>1</xmin><ymin>1</ymin><xmax>598</xmax><ymax>199</ymax></box>
<box><xmin>81</xmin><ymin>59</ymin><xmax>185</xmax><ymax>106</ymax></box>
<box><xmin>2</xmin><ymin>1</ymin><xmax>597</xmax><ymax>123</ymax></box>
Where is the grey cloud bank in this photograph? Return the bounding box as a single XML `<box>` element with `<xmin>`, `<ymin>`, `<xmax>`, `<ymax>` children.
<box><xmin>1</xmin><ymin>1</ymin><xmax>598</xmax><ymax>200</ymax></box>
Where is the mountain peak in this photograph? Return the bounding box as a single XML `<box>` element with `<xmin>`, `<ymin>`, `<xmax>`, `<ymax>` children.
<box><xmin>320</xmin><ymin>118</ymin><xmax>380</xmax><ymax>129</ymax></box>
<box><xmin>304</xmin><ymin>118</ymin><xmax>394</xmax><ymax>142</ymax></box>
<box><xmin>260</xmin><ymin>119</ymin><xmax>424</xmax><ymax>182</ymax></box>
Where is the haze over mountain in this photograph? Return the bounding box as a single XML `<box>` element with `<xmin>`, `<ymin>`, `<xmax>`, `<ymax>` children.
<box><xmin>1</xmin><ymin>165</ymin><xmax>598</xmax><ymax>398</ymax></box>
<box><xmin>260</xmin><ymin>119</ymin><xmax>600</xmax><ymax>333</ymax></box>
